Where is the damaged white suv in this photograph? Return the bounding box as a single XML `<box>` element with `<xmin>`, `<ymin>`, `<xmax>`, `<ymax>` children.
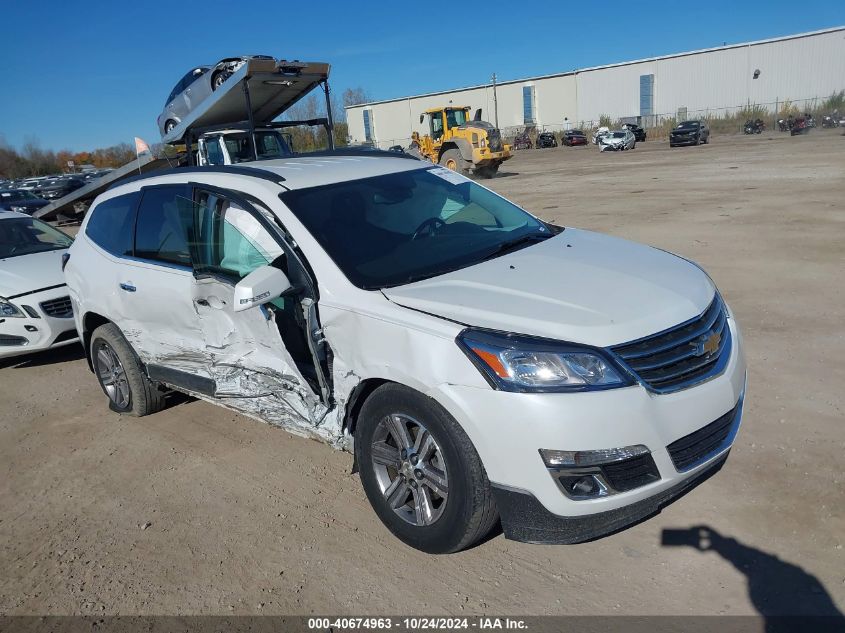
<box><xmin>65</xmin><ymin>155</ymin><xmax>746</xmax><ymax>553</ymax></box>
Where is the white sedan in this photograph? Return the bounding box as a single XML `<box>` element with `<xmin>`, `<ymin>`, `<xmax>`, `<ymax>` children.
<box><xmin>599</xmin><ymin>129</ymin><xmax>637</xmax><ymax>151</ymax></box>
<box><xmin>0</xmin><ymin>210</ymin><xmax>79</xmax><ymax>359</ymax></box>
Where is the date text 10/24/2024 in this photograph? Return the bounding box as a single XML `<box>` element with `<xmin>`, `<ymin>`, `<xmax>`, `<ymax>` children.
<box><xmin>307</xmin><ymin>617</ymin><xmax>528</xmax><ymax>630</ymax></box>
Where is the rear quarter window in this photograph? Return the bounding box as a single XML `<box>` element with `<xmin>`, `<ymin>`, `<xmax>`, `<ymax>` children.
<box><xmin>85</xmin><ymin>192</ymin><xmax>140</xmax><ymax>257</ymax></box>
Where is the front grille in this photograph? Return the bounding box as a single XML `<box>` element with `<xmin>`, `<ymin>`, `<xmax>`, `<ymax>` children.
<box><xmin>40</xmin><ymin>296</ymin><xmax>73</xmax><ymax>318</ymax></box>
<box><xmin>488</xmin><ymin>129</ymin><xmax>503</xmax><ymax>152</ymax></box>
<box><xmin>611</xmin><ymin>297</ymin><xmax>730</xmax><ymax>393</ymax></box>
<box><xmin>0</xmin><ymin>334</ymin><xmax>28</xmax><ymax>347</ymax></box>
<box><xmin>667</xmin><ymin>402</ymin><xmax>740</xmax><ymax>471</ymax></box>
<box><xmin>600</xmin><ymin>453</ymin><xmax>661</xmax><ymax>492</ymax></box>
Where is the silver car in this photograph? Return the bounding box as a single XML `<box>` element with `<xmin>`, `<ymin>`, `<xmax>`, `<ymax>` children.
<box><xmin>599</xmin><ymin>129</ymin><xmax>637</xmax><ymax>152</ymax></box>
<box><xmin>157</xmin><ymin>56</ymin><xmax>275</xmax><ymax>137</ymax></box>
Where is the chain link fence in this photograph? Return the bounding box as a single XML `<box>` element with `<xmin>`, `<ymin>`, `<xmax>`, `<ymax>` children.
<box><xmin>368</xmin><ymin>92</ymin><xmax>843</xmax><ymax>148</ymax></box>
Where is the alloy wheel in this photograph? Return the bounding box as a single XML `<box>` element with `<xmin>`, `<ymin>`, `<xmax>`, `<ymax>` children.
<box><xmin>95</xmin><ymin>341</ymin><xmax>130</xmax><ymax>408</ymax></box>
<box><xmin>370</xmin><ymin>414</ymin><xmax>449</xmax><ymax>526</ymax></box>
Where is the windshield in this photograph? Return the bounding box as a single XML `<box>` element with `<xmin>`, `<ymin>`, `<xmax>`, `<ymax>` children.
<box><xmin>223</xmin><ymin>131</ymin><xmax>292</xmax><ymax>163</ymax></box>
<box><xmin>612</xmin><ymin>132</ymin><xmax>626</xmax><ymax>138</ymax></box>
<box><xmin>0</xmin><ymin>217</ymin><xmax>73</xmax><ymax>259</ymax></box>
<box><xmin>570</xmin><ymin>130</ymin><xmax>584</xmax><ymax>135</ymax></box>
<box><xmin>446</xmin><ymin>109</ymin><xmax>468</xmax><ymax>128</ymax></box>
<box><xmin>281</xmin><ymin>167</ymin><xmax>551</xmax><ymax>289</ymax></box>
<box><xmin>677</xmin><ymin>121</ymin><xmax>700</xmax><ymax>129</ymax></box>
<box><xmin>1</xmin><ymin>190</ymin><xmax>40</xmax><ymax>202</ymax></box>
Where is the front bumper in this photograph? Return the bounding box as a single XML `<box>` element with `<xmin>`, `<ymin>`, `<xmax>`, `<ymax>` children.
<box><xmin>430</xmin><ymin>316</ymin><xmax>746</xmax><ymax>542</ymax></box>
<box><xmin>670</xmin><ymin>136</ymin><xmax>699</xmax><ymax>146</ymax></box>
<box><xmin>0</xmin><ymin>287</ymin><xmax>79</xmax><ymax>359</ymax></box>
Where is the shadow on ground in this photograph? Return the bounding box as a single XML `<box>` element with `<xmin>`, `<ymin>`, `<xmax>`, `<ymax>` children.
<box><xmin>663</xmin><ymin>525</ymin><xmax>843</xmax><ymax>624</ymax></box>
<box><xmin>0</xmin><ymin>343</ymin><xmax>85</xmax><ymax>369</ymax></box>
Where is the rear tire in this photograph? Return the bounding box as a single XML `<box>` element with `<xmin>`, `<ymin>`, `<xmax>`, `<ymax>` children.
<box><xmin>355</xmin><ymin>384</ymin><xmax>498</xmax><ymax>554</ymax></box>
<box><xmin>90</xmin><ymin>323</ymin><xmax>165</xmax><ymax>417</ymax></box>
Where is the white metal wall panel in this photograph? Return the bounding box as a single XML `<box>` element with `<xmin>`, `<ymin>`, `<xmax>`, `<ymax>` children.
<box><xmin>346</xmin><ymin>27</ymin><xmax>845</xmax><ymax>141</ymax></box>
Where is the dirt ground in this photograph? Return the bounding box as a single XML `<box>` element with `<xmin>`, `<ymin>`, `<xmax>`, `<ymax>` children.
<box><xmin>1</xmin><ymin>130</ymin><xmax>843</xmax><ymax>617</ymax></box>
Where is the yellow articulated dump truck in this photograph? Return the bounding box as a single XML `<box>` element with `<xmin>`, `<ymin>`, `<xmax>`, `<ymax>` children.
<box><xmin>409</xmin><ymin>106</ymin><xmax>511</xmax><ymax>178</ymax></box>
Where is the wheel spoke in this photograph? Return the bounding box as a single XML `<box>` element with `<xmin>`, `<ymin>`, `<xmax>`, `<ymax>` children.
<box><xmin>96</xmin><ymin>348</ymin><xmax>112</xmax><ymax>374</ymax></box>
<box><xmin>371</xmin><ymin>441</ymin><xmax>401</xmax><ymax>468</ymax></box>
<box><xmin>414</xmin><ymin>430</ymin><xmax>435</xmax><ymax>462</ymax></box>
<box><xmin>412</xmin><ymin>486</ymin><xmax>435</xmax><ymax>526</ymax></box>
<box><xmin>420</xmin><ymin>463</ymin><xmax>448</xmax><ymax>499</ymax></box>
<box><xmin>386</xmin><ymin>415</ymin><xmax>413</xmax><ymax>450</ymax></box>
<box><xmin>384</xmin><ymin>477</ymin><xmax>410</xmax><ymax>509</ymax></box>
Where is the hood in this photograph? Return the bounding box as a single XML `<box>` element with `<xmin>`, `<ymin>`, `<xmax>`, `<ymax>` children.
<box><xmin>0</xmin><ymin>248</ymin><xmax>68</xmax><ymax>298</ymax></box>
<box><xmin>382</xmin><ymin>229</ymin><xmax>715</xmax><ymax>347</ymax></box>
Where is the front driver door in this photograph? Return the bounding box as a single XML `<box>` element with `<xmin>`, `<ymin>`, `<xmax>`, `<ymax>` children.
<box><xmin>186</xmin><ymin>188</ymin><xmax>328</xmax><ymax>431</ymax></box>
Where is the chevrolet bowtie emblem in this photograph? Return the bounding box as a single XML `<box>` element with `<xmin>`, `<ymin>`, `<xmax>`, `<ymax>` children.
<box><xmin>693</xmin><ymin>331</ymin><xmax>721</xmax><ymax>357</ymax></box>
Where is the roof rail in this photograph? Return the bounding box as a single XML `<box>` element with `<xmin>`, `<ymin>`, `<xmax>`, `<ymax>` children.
<box><xmin>108</xmin><ymin>165</ymin><xmax>287</xmax><ymax>191</ymax></box>
<box><xmin>298</xmin><ymin>148</ymin><xmax>420</xmax><ymax>160</ymax></box>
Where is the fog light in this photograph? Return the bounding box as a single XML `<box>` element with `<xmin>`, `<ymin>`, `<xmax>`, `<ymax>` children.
<box><xmin>558</xmin><ymin>474</ymin><xmax>606</xmax><ymax>498</ymax></box>
<box><xmin>540</xmin><ymin>445</ymin><xmax>650</xmax><ymax>468</ymax></box>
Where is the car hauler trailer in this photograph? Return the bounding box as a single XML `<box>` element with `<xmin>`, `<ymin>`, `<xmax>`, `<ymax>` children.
<box><xmin>34</xmin><ymin>58</ymin><xmax>333</xmax><ymax>221</ymax></box>
<box><xmin>162</xmin><ymin>58</ymin><xmax>335</xmax><ymax>161</ymax></box>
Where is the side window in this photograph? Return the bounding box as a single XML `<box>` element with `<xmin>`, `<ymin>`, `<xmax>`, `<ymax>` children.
<box><xmin>84</xmin><ymin>192</ymin><xmax>140</xmax><ymax>257</ymax></box>
<box><xmin>192</xmin><ymin>191</ymin><xmax>284</xmax><ymax>280</ymax></box>
<box><xmin>134</xmin><ymin>186</ymin><xmax>193</xmax><ymax>267</ymax></box>
<box><xmin>204</xmin><ymin>138</ymin><xmax>225</xmax><ymax>165</ymax></box>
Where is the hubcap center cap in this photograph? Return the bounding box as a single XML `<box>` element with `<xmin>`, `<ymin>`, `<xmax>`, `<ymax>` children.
<box><xmin>400</xmin><ymin>460</ymin><xmax>416</xmax><ymax>481</ymax></box>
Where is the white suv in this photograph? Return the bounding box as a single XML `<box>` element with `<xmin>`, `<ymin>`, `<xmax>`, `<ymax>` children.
<box><xmin>64</xmin><ymin>156</ymin><xmax>746</xmax><ymax>553</ymax></box>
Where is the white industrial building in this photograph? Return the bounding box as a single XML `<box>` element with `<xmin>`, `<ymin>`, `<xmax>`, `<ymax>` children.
<box><xmin>346</xmin><ymin>27</ymin><xmax>845</xmax><ymax>148</ymax></box>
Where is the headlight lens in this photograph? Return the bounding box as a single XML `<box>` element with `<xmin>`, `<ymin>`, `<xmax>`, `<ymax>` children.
<box><xmin>457</xmin><ymin>329</ymin><xmax>632</xmax><ymax>392</ymax></box>
<box><xmin>0</xmin><ymin>297</ymin><xmax>24</xmax><ymax>318</ymax></box>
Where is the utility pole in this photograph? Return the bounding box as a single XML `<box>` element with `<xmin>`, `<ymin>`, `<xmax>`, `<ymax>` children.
<box><xmin>491</xmin><ymin>73</ymin><xmax>499</xmax><ymax>129</ymax></box>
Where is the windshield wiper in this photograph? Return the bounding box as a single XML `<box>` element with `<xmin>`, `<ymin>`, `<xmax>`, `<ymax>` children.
<box><xmin>479</xmin><ymin>232</ymin><xmax>552</xmax><ymax>262</ymax></box>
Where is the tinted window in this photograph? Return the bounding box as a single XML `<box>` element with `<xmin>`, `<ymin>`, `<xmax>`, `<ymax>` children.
<box><xmin>134</xmin><ymin>186</ymin><xmax>193</xmax><ymax>266</ymax></box>
<box><xmin>281</xmin><ymin>168</ymin><xmax>549</xmax><ymax>289</ymax></box>
<box><xmin>85</xmin><ymin>192</ymin><xmax>139</xmax><ymax>256</ymax></box>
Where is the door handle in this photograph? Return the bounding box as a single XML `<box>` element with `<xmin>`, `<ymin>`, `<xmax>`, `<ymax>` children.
<box><xmin>119</xmin><ymin>283</ymin><xmax>136</xmax><ymax>292</ymax></box>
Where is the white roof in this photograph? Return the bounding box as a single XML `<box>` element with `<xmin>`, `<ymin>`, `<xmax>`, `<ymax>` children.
<box><xmin>245</xmin><ymin>155</ymin><xmax>427</xmax><ymax>190</ymax></box>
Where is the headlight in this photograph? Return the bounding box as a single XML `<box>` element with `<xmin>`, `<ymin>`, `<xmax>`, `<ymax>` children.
<box><xmin>9</xmin><ymin>205</ymin><xmax>26</xmax><ymax>212</ymax></box>
<box><xmin>457</xmin><ymin>329</ymin><xmax>632</xmax><ymax>392</ymax></box>
<box><xmin>0</xmin><ymin>297</ymin><xmax>24</xmax><ymax>318</ymax></box>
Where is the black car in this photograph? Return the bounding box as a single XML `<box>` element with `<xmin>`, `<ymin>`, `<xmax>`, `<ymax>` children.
<box><xmin>0</xmin><ymin>189</ymin><xmax>50</xmax><ymax>215</ymax></box>
<box><xmin>622</xmin><ymin>123</ymin><xmax>647</xmax><ymax>142</ymax></box>
<box><xmin>535</xmin><ymin>131</ymin><xmax>558</xmax><ymax>148</ymax></box>
<box><xmin>562</xmin><ymin>129</ymin><xmax>588</xmax><ymax>146</ymax></box>
<box><xmin>669</xmin><ymin>120</ymin><xmax>710</xmax><ymax>147</ymax></box>
<box><xmin>33</xmin><ymin>177</ymin><xmax>86</xmax><ymax>200</ymax></box>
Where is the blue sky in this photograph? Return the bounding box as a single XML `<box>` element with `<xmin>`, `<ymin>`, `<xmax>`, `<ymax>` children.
<box><xmin>0</xmin><ymin>1</ymin><xmax>840</xmax><ymax>152</ymax></box>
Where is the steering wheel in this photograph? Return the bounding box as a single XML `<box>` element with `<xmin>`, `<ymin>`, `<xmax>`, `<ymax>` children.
<box><xmin>411</xmin><ymin>217</ymin><xmax>446</xmax><ymax>241</ymax></box>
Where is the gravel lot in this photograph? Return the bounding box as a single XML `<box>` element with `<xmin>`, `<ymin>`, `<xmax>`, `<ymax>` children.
<box><xmin>1</xmin><ymin>130</ymin><xmax>843</xmax><ymax>617</ymax></box>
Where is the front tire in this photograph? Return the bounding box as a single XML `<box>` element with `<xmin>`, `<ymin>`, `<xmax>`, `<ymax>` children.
<box><xmin>90</xmin><ymin>323</ymin><xmax>165</xmax><ymax>416</ymax></box>
<box><xmin>164</xmin><ymin>120</ymin><xmax>176</xmax><ymax>135</ymax></box>
<box><xmin>356</xmin><ymin>384</ymin><xmax>498</xmax><ymax>554</ymax></box>
<box><xmin>211</xmin><ymin>71</ymin><xmax>230</xmax><ymax>91</ymax></box>
<box><xmin>439</xmin><ymin>148</ymin><xmax>467</xmax><ymax>174</ymax></box>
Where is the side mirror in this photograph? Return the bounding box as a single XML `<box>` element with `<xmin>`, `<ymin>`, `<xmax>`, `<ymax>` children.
<box><xmin>233</xmin><ymin>266</ymin><xmax>292</xmax><ymax>312</ymax></box>
<box><xmin>419</xmin><ymin>114</ymin><xmax>424</xmax><ymax>125</ymax></box>
<box><xmin>473</xmin><ymin>108</ymin><xmax>482</xmax><ymax>121</ymax></box>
